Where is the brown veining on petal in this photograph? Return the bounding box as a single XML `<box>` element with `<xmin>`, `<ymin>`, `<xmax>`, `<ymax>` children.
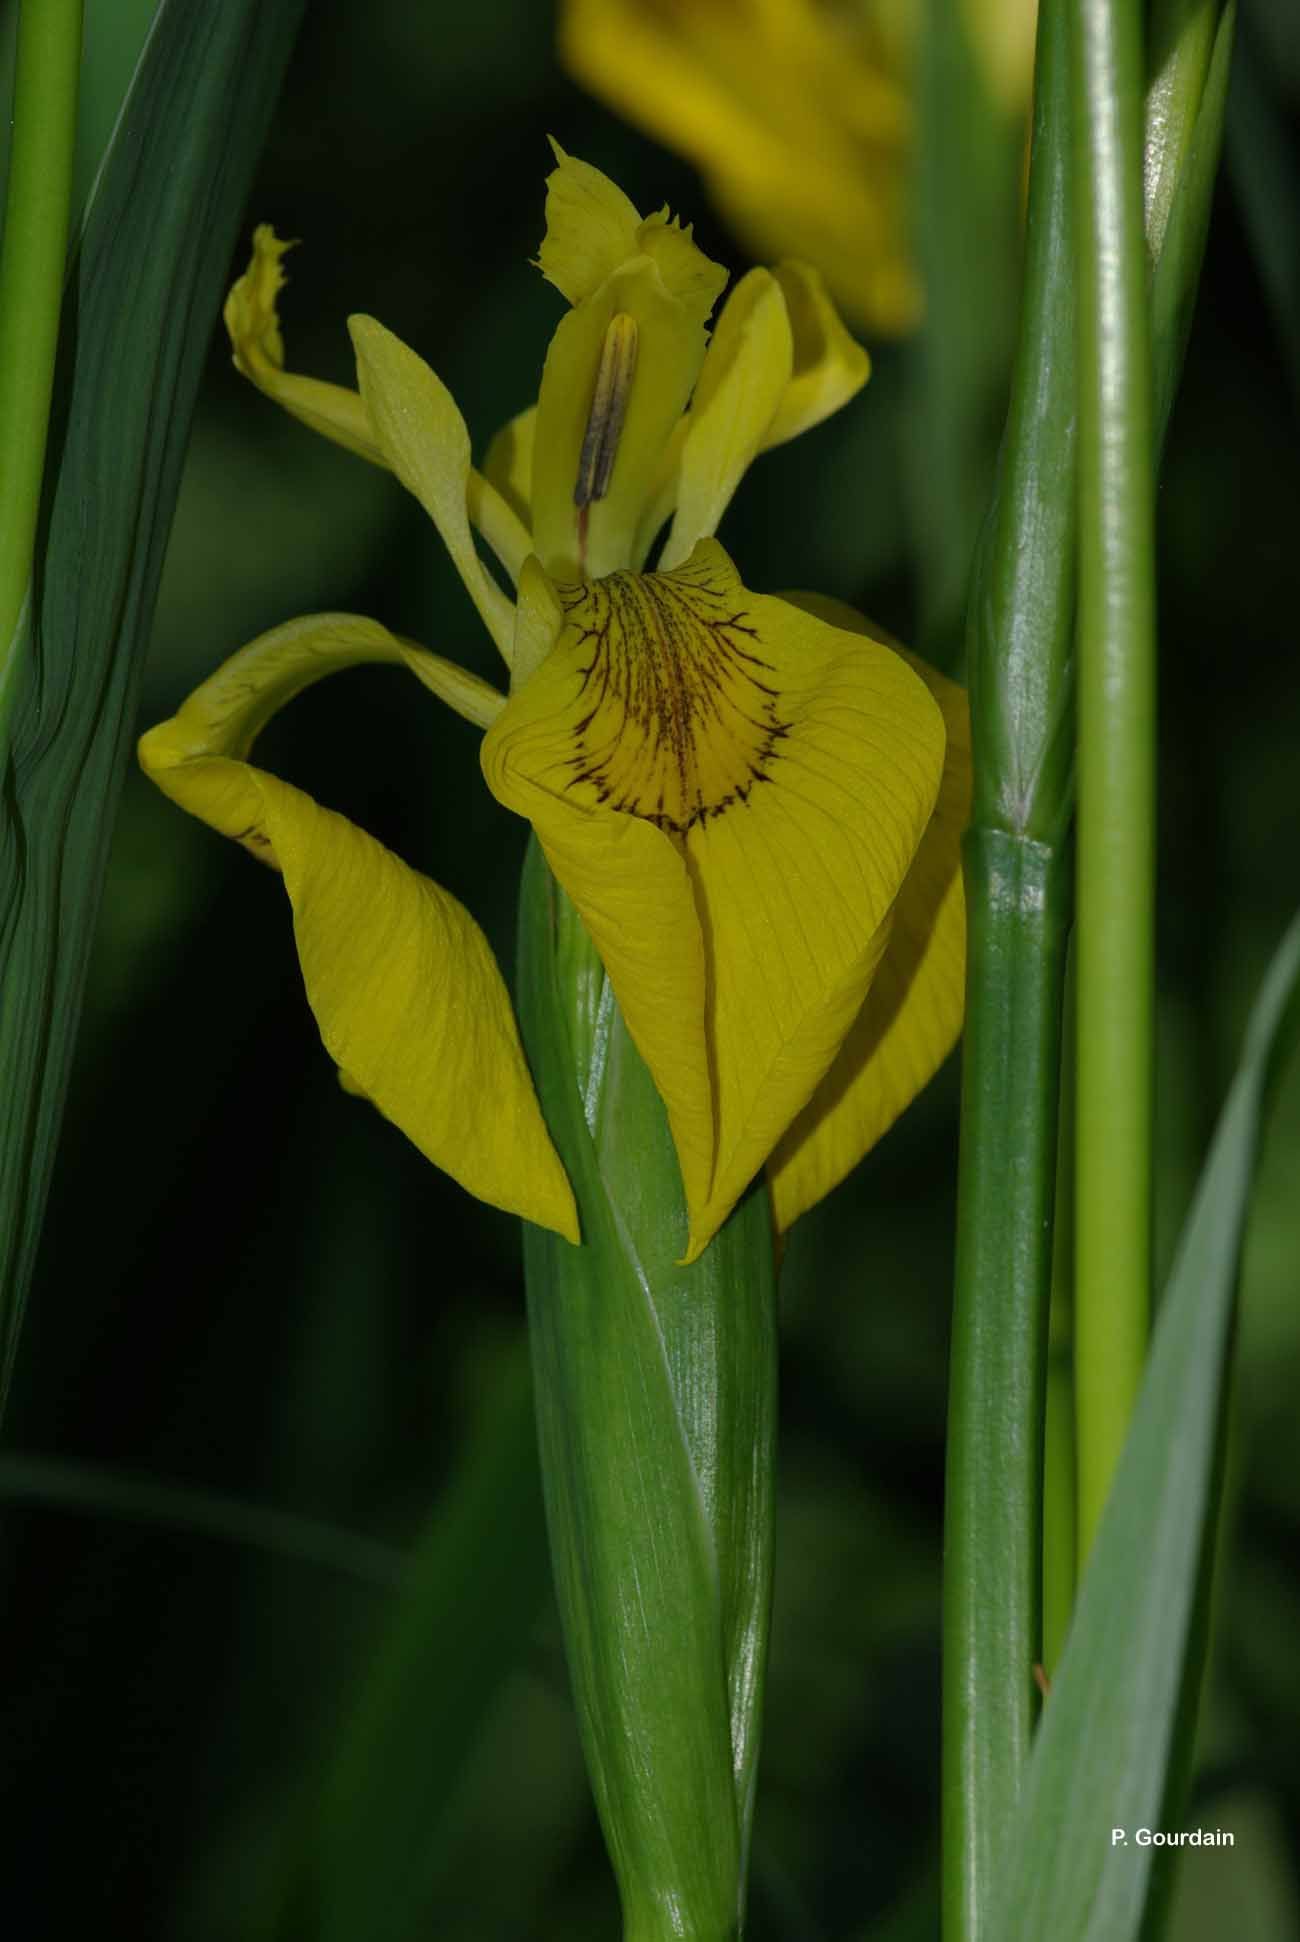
<box><xmin>556</xmin><ymin>553</ymin><xmax>790</xmax><ymax>835</ymax></box>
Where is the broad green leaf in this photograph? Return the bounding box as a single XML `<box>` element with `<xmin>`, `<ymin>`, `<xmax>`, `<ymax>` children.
<box><xmin>991</xmin><ymin>913</ymin><xmax>1300</xmax><ymax>1942</ymax></box>
<box><xmin>0</xmin><ymin>0</ymin><xmax>305</xmax><ymax>1410</ymax></box>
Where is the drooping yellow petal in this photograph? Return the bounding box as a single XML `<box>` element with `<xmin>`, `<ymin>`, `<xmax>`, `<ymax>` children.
<box><xmin>559</xmin><ymin>0</ymin><xmax>922</xmax><ymax>336</ymax></box>
<box><xmin>349</xmin><ymin>316</ymin><xmax>517</xmax><ymax>662</ymax></box>
<box><xmin>760</xmin><ymin>262</ymin><xmax>871</xmax><ymax>450</ymax></box>
<box><xmin>137</xmin><ymin>617</ymin><xmax>574</xmax><ymax>1240</ymax></box>
<box><xmin>658</xmin><ymin>268</ymin><xmax>793</xmax><ymax>571</ymax></box>
<box><xmin>482</xmin><ymin>540</ymin><xmax>946</xmax><ymax>1258</ymax></box>
<box><xmin>767</xmin><ymin>595</ymin><xmax>971</xmax><ymax>1233</ymax></box>
<box><xmin>224</xmin><ymin>225</ymin><xmax>384</xmax><ymax>465</ymax></box>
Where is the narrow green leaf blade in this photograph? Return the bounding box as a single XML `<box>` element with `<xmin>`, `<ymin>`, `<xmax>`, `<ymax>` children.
<box><xmin>0</xmin><ymin>0</ymin><xmax>305</xmax><ymax>1407</ymax></box>
<box><xmin>992</xmin><ymin>913</ymin><xmax>1300</xmax><ymax>1942</ymax></box>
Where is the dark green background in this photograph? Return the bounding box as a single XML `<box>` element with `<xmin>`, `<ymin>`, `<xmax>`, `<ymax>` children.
<box><xmin>2</xmin><ymin>1</ymin><xmax>1298</xmax><ymax>1935</ymax></box>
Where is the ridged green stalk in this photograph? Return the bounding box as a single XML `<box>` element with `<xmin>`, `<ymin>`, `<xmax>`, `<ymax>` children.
<box><xmin>943</xmin><ymin>0</ymin><xmax>1234</xmax><ymax>1930</ymax></box>
<box><xmin>517</xmin><ymin>837</ymin><xmax>777</xmax><ymax>1941</ymax></box>
<box><xmin>943</xmin><ymin>5</ymin><xmax>1076</xmax><ymax>1934</ymax></box>
<box><xmin>1070</xmin><ymin>0</ymin><xmax>1159</xmax><ymax>1567</ymax></box>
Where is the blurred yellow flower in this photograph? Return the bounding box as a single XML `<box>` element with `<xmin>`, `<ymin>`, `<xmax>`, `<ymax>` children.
<box><xmin>559</xmin><ymin>0</ymin><xmax>1037</xmax><ymax>336</ymax></box>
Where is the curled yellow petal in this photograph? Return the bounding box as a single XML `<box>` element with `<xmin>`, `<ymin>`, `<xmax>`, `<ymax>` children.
<box><xmin>768</xmin><ymin>595</ymin><xmax>971</xmax><ymax>1233</ymax></box>
<box><xmin>761</xmin><ymin>262</ymin><xmax>871</xmax><ymax>450</ymax></box>
<box><xmin>138</xmin><ymin>616</ymin><xmax>575</xmax><ymax>1240</ymax></box>
<box><xmin>350</xmin><ymin>316</ymin><xmax>516</xmax><ymax>663</ymax></box>
<box><xmin>223</xmin><ymin>225</ymin><xmax>383</xmax><ymax>465</ymax></box>
<box><xmin>482</xmin><ymin>539</ymin><xmax>946</xmax><ymax>1258</ymax></box>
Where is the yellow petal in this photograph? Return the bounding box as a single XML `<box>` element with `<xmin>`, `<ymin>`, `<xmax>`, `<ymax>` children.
<box><xmin>761</xmin><ymin>262</ymin><xmax>871</xmax><ymax>450</ymax></box>
<box><xmin>559</xmin><ymin>0</ymin><xmax>922</xmax><ymax>336</ymax></box>
<box><xmin>658</xmin><ymin>268</ymin><xmax>793</xmax><ymax>571</ymax></box>
<box><xmin>138</xmin><ymin>618</ymin><xmax>575</xmax><ymax>1240</ymax></box>
<box><xmin>483</xmin><ymin>404</ymin><xmax>536</xmax><ymax>532</ymax></box>
<box><xmin>767</xmin><ymin>595</ymin><xmax>971</xmax><ymax>1233</ymax></box>
<box><xmin>223</xmin><ymin>225</ymin><xmax>384</xmax><ymax>465</ymax></box>
<box><xmin>536</xmin><ymin>140</ymin><xmax>643</xmax><ymax>305</ymax></box>
<box><xmin>511</xmin><ymin>555</ymin><xmax>565</xmax><ymax>694</ymax></box>
<box><xmin>481</xmin><ymin>540</ymin><xmax>946</xmax><ymax>1258</ymax></box>
<box><xmin>537</xmin><ymin>141</ymin><xmax>728</xmax><ymax>326</ymax></box>
<box><xmin>349</xmin><ymin>316</ymin><xmax>516</xmax><ymax>662</ymax></box>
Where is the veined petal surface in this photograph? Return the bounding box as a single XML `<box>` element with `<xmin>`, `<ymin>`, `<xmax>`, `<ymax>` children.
<box><xmin>768</xmin><ymin>595</ymin><xmax>970</xmax><ymax>1232</ymax></box>
<box><xmin>138</xmin><ymin>615</ymin><xmax>575</xmax><ymax>1241</ymax></box>
<box><xmin>482</xmin><ymin>540</ymin><xmax>946</xmax><ymax>1257</ymax></box>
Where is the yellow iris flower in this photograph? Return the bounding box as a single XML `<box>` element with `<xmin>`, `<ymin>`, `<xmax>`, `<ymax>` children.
<box><xmin>559</xmin><ymin>0</ymin><xmax>1038</xmax><ymax>336</ymax></box>
<box><xmin>139</xmin><ymin>147</ymin><xmax>969</xmax><ymax>1262</ymax></box>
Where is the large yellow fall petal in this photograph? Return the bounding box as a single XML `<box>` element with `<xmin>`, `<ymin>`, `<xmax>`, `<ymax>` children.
<box><xmin>482</xmin><ymin>540</ymin><xmax>946</xmax><ymax>1257</ymax></box>
<box><xmin>349</xmin><ymin>316</ymin><xmax>518</xmax><ymax>662</ymax></box>
<box><xmin>137</xmin><ymin>615</ymin><xmax>576</xmax><ymax>1241</ymax></box>
<box><xmin>767</xmin><ymin>595</ymin><xmax>970</xmax><ymax>1233</ymax></box>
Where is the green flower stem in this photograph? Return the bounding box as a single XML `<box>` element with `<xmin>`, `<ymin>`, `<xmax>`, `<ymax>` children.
<box><xmin>944</xmin><ymin>0</ymin><xmax>1233</xmax><ymax>1925</ymax></box>
<box><xmin>943</xmin><ymin>5</ymin><xmax>1076</xmax><ymax>1935</ymax></box>
<box><xmin>517</xmin><ymin>838</ymin><xmax>777</xmax><ymax>1942</ymax></box>
<box><xmin>0</xmin><ymin>0</ymin><xmax>82</xmax><ymax>713</ymax></box>
<box><xmin>1070</xmin><ymin>0</ymin><xmax>1159</xmax><ymax>1567</ymax></box>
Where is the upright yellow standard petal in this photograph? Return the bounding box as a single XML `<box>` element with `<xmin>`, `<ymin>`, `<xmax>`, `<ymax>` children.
<box><xmin>482</xmin><ymin>540</ymin><xmax>946</xmax><ymax>1257</ymax></box>
<box><xmin>658</xmin><ymin>268</ymin><xmax>793</xmax><ymax>571</ymax></box>
<box><xmin>536</xmin><ymin>140</ymin><xmax>643</xmax><ymax>304</ymax></box>
<box><xmin>530</xmin><ymin>148</ymin><xmax>728</xmax><ymax>580</ymax></box>
<box><xmin>532</xmin><ymin>260</ymin><xmax>716</xmax><ymax>581</ymax></box>
<box><xmin>224</xmin><ymin>225</ymin><xmax>384</xmax><ymax>465</ymax></box>
<box><xmin>138</xmin><ymin>615</ymin><xmax>576</xmax><ymax>1242</ymax></box>
<box><xmin>767</xmin><ymin>596</ymin><xmax>971</xmax><ymax>1232</ymax></box>
<box><xmin>350</xmin><ymin>316</ymin><xmax>517</xmax><ymax>662</ymax></box>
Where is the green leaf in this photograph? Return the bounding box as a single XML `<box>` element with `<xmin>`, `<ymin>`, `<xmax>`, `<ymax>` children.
<box><xmin>990</xmin><ymin>912</ymin><xmax>1300</xmax><ymax>1942</ymax></box>
<box><xmin>0</xmin><ymin>0</ymin><xmax>305</xmax><ymax>1411</ymax></box>
<box><xmin>517</xmin><ymin>837</ymin><xmax>777</xmax><ymax>1942</ymax></box>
